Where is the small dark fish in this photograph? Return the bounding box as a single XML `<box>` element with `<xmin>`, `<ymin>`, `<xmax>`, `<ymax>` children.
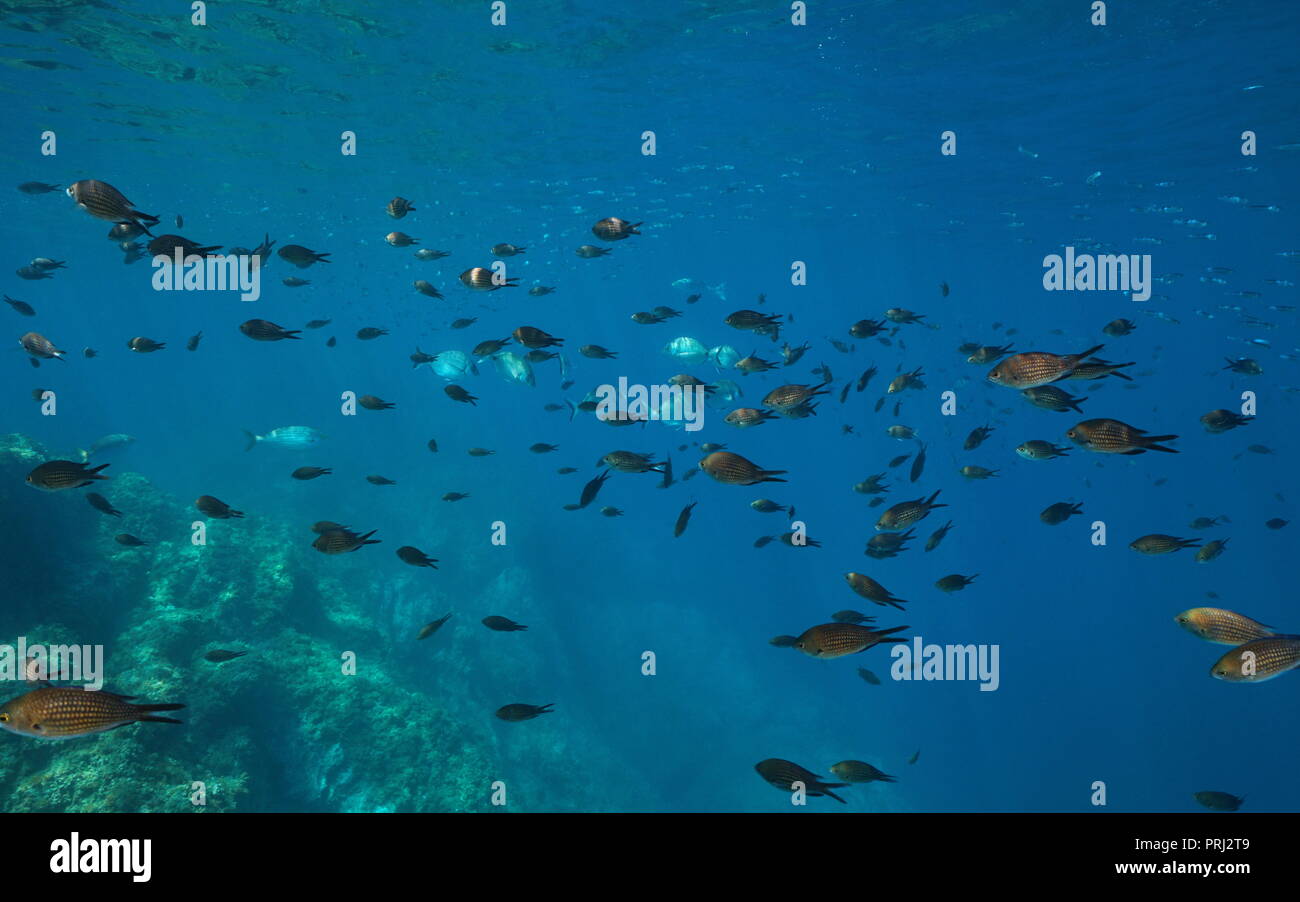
<box><xmin>240</xmin><ymin>319</ymin><xmax>302</xmax><ymax>342</ymax></box>
<box><xmin>3</xmin><ymin>295</ymin><xmax>35</xmax><ymax>316</ymax></box>
<box><xmin>416</xmin><ymin>613</ymin><xmax>452</xmax><ymax>640</ymax></box>
<box><xmin>114</xmin><ymin>533</ymin><xmax>147</xmax><ymax>546</ymax></box>
<box><xmin>18</xmin><ymin>182</ymin><xmax>61</xmax><ymax>194</ymax></box>
<box><xmin>887</xmin><ymin>454</ymin><xmax>911</xmax><ymax>468</ymax></box>
<box><xmin>857</xmin><ymin>667</ymin><xmax>881</xmax><ymax>685</ymax></box>
<box><xmin>186</xmin><ymin>332</ymin><xmax>202</xmax><ymax>351</ymax></box>
<box><xmin>674</xmin><ymin>501</ymin><xmax>697</xmax><ymax>538</ymax></box>
<box><xmin>427</xmin><ymin>439</ymin><xmax>439</xmax><ymax>453</ymax></box>
<box><xmin>195</xmin><ymin>495</ymin><xmax>243</xmax><ymax>519</ymax></box>
<box><xmin>82</xmin><ymin>347</ymin><xmax>96</xmax><ymax>358</ymax></box>
<box><xmin>578</xmin><ymin>470</ymin><xmax>611</xmax><ymax>508</ymax></box>
<box><xmin>305</xmin><ymin>319</ymin><xmax>332</xmax><ymax>329</ymax></box>
<box><xmin>396</xmin><ymin>545</ymin><xmax>438</xmax><ymax>568</ymax></box>
<box><xmin>495</xmin><ymin>703</ymin><xmax>554</xmax><ymax>722</ymax></box>
<box><xmin>203</xmin><ymin>649</ymin><xmax>248</xmax><ymax>663</ymax></box>
<box><xmin>127</xmin><ymin>336</ymin><xmax>166</xmax><ymax>353</ymax></box>
<box><xmin>291</xmin><ymin>466</ymin><xmax>331</xmax><ymax>480</ymax></box>
<box><xmin>1266</xmin><ymin>518</ymin><xmax>1288</xmax><ymax>530</ymax></box>
<box><xmin>659</xmin><ymin>454</ymin><xmax>675</xmax><ymax>489</ymax></box>
<box><xmin>482</xmin><ymin>616</ymin><xmax>527</xmax><ymax>632</ymax></box>
<box><xmin>85</xmin><ymin>492</ymin><xmax>121</xmax><ymax>517</ymax></box>
<box><xmin>367</xmin><ymin>475</ymin><xmax>397</xmax><ymax>486</ymax></box>
<box><xmin>753</xmin><ymin>535</ymin><xmax>775</xmax><ymax>548</ymax></box>
<box><xmin>1194</xmin><ymin>791</ymin><xmax>1244</xmax><ymax>812</ymax></box>
<box><xmin>908</xmin><ymin>750</ymin><xmax>920</xmax><ymax>765</ymax></box>
<box><xmin>856</xmin><ymin>367</ymin><xmax>876</xmax><ymax>392</ymax></box>
<box><xmin>26</xmin><ymin>460</ymin><xmax>109</xmax><ymax>491</ymax></box>
<box><xmin>909</xmin><ymin>443</ymin><xmax>926</xmax><ymax>483</ymax></box>
<box><xmin>282</xmin><ymin>277</ymin><xmax>310</xmax><ymax>287</ymax></box>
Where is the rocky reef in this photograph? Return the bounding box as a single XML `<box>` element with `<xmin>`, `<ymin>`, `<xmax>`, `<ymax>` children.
<box><xmin>0</xmin><ymin>433</ymin><xmax>628</xmax><ymax>812</ymax></box>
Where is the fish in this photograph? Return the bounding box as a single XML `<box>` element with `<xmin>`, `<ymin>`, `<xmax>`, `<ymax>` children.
<box><xmin>240</xmin><ymin>319</ymin><xmax>302</xmax><ymax>342</ymax></box>
<box><xmin>417</xmin><ymin>613</ymin><xmax>452</xmax><ymax>640</ymax></box>
<box><xmin>875</xmin><ymin>490</ymin><xmax>945</xmax><ymax>531</ymax></box>
<box><xmin>0</xmin><ymin>687</ymin><xmax>183</xmax><ymax>739</ymax></box>
<box><xmin>114</xmin><ymin>534</ymin><xmax>147</xmax><ymax>547</ymax></box>
<box><xmin>127</xmin><ymin>337</ymin><xmax>166</xmax><ymax>353</ymax></box>
<box><xmin>578</xmin><ymin>471</ymin><xmax>611</xmax><ymax>508</ymax></box>
<box><xmin>1174</xmin><ymin>608</ymin><xmax>1274</xmax><ymax>645</ymax></box>
<box><xmin>844</xmin><ymin>572</ymin><xmax>908</xmax><ymax>610</ymax></box>
<box><xmin>244</xmin><ymin>426</ymin><xmax>325</xmax><ymax>451</ymax></box>
<box><xmin>277</xmin><ymin>245</ymin><xmax>331</xmax><ymax>268</ymax></box>
<box><xmin>26</xmin><ymin>460</ymin><xmax>109</xmax><ymax>491</ymax></box>
<box><xmin>66</xmin><ymin>180</ymin><xmax>159</xmax><ymax>235</ymax></box>
<box><xmin>1193</xmin><ymin>791</ymin><xmax>1244</xmax><ymax>812</ymax></box>
<box><xmin>3</xmin><ymin>295</ymin><xmax>35</xmax><ymax>316</ymax></box>
<box><xmin>186</xmin><ymin>332</ymin><xmax>203</xmax><ymax>351</ymax></box>
<box><xmin>313</xmin><ymin>528</ymin><xmax>381</xmax><ymax>554</ymax></box>
<box><xmin>909</xmin><ymin>443</ymin><xmax>927</xmax><ymax>483</ymax></box>
<box><xmin>699</xmin><ymin>451</ymin><xmax>787</xmax><ymax>485</ymax></box>
<box><xmin>1210</xmin><ymin>637</ymin><xmax>1300</xmax><ymax>683</ymax></box>
<box><xmin>387</xmin><ymin>197</ymin><xmax>415</xmax><ymax>218</ymax></box>
<box><xmin>1130</xmin><ymin>534</ymin><xmax>1200</xmax><ymax>554</ymax></box>
<box><xmin>77</xmin><ymin>434</ymin><xmax>136</xmax><ymax>461</ymax></box>
<box><xmin>674</xmin><ymin>501</ymin><xmax>697</xmax><ymax>537</ymax></box>
<box><xmin>1066</xmin><ymin>419</ymin><xmax>1178</xmax><ymax>454</ymax></box>
<box><xmin>857</xmin><ymin>667</ymin><xmax>881</xmax><ymax>685</ymax></box>
<box><xmin>1040</xmin><ymin>502</ymin><xmax>1083</xmax><ymax>525</ymax></box>
<box><xmin>482</xmin><ymin>616</ymin><xmax>527</xmax><ymax>632</ymax></box>
<box><xmin>204</xmin><ymin>649</ymin><xmax>248</xmax><ymax>663</ymax></box>
<box><xmin>19</xmin><ymin>332</ymin><xmax>65</xmax><ymax>360</ymax></box>
<box><xmin>359</xmin><ymin>395</ymin><xmax>396</xmax><ymax>410</ymax></box>
<box><xmin>591</xmin><ymin>217</ymin><xmax>641</xmax><ymax>240</ymax></box>
<box><xmin>18</xmin><ymin>181</ymin><xmax>61</xmax><ymax>194</ymax></box>
<box><xmin>935</xmin><ymin>573</ymin><xmax>978</xmax><ymax>592</ymax></box>
<box><xmin>793</xmin><ymin>622</ymin><xmax>909</xmax><ymax>658</ymax></box>
<box><xmin>85</xmin><ymin>492</ymin><xmax>121</xmax><ymax>517</ymax></box>
<box><xmin>396</xmin><ymin>546</ymin><xmax>438</xmax><ymax>568</ymax></box>
<box><xmin>495</xmin><ymin>703</ymin><xmax>555</xmax><ymax>722</ymax></box>
<box><xmin>195</xmin><ymin>495</ymin><xmax>244</xmax><ymax>519</ymax></box>
<box><xmin>754</xmin><ymin>759</ymin><xmax>848</xmax><ymax>803</ymax></box>
<box><xmin>987</xmin><ymin>344</ymin><xmax>1105</xmax><ymax>389</ymax></box>
<box><xmin>830</xmin><ymin>761</ymin><xmax>897</xmax><ymax>783</ymax></box>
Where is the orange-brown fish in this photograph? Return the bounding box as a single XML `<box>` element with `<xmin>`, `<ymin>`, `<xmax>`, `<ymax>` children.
<box><xmin>591</xmin><ymin>217</ymin><xmax>641</xmax><ymax>241</ymax></box>
<box><xmin>195</xmin><ymin>495</ymin><xmax>244</xmax><ymax>519</ymax></box>
<box><xmin>66</xmin><ymin>180</ymin><xmax>159</xmax><ymax>236</ymax></box>
<box><xmin>1065</xmin><ymin>418</ymin><xmax>1178</xmax><ymax>454</ymax></box>
<box><xmin>1210</xmin><ymin>637</ymin><xmax>1300</xmax><ymax>683</ymax></box>
<box><xmin>793</xmin><ymin>622</ymin><xmax>908</xmax><ymax>658</ymax></box>
<box><xmin>875</xmin><ymin>489</ymin><xmax>945</xmax><ymax>531</ymax></box>
<box><xmin>986</xmin><ymin>344</ymin><xmax>1105</xmax><ymax>389</ymax></box>
<box><xmin>385</xmin><ymin>231</ymin><xmax>418</xmax><ymax>247</ymax></box>
<box><xmin>26</xmin><ymin>460</ymin><xmax>109</xmax><ymax>491</ymax></box>
<box><xmin>762</xmin><ymin>381</ymin><xmax>831</xmax><ymax>411</ymax></box>
<box><xmin>754</xmin><ymin>758</ymin><xmax>848</xmax><ymax>803</ymax></box>
<box><xmin>724</xmin><ymin>407</ymin><xmax>777</xmax><ymax>428</ymax></box>
<box><xmin>1174</xmin><ymin>608</ymin><xmax>1274</xmax><ymax>645</ymax></box>
<box><xmin>460</xmin><ymin>267</ymin><xmax>518</xmax><ymax>290</ymax></box>
<box><xmin>699</xmin><ymin>451</ymin><xmax>787</xmax><ymax>485</ymax></box>
<box><xmin>0</xmin><ymin>686</ymin><xmax>183</xmax><ymax>739</ymax></box>
<box><xmin>387</xmin><ymin>197</ymin><xmax>415</xmax><ymax>218</ymax></box>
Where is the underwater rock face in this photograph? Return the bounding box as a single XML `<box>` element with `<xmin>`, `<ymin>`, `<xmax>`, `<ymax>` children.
<box><xmin>0</xmin><ymin>434</ymin><xmax>497</xmax><ymax>812</ymax></box>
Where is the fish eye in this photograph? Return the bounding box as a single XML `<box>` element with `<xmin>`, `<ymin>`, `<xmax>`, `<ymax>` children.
<box><xmin>0</xmin><ymin>713</ymin><xmax>8</xmax><ymax>722</ymax></box>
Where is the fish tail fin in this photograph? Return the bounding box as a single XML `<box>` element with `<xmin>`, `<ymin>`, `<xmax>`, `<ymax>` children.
<box><xmin>1143</xmin><ymin>435</ymin><xmax>1179</xmax><ymax>453</ymax></box>
<box><xmin>538</xmin><ymin>704</ymin><xmax>556</xmax><ymax>714</ymax></box>
<box><xmin>821</xmin><ymin>785</ymin><xmax>849</xmax><ymax>804</ymax></box>
<box><xmin>243</xmin><ymin>430</ymin><xmax>258</xmax><ymax>451</ymax></box>
<box><xmin>874</xmin><ymin>624</ymin><xmax>910</xmax><ymax>639</ymax></box>
<box><xmin>134</xmin><ymin>702</ymin><xmax>185</xmax><ymax>724</ymax></box>
<box><xmin>1077</xmin><ymin>343</ymin><xmax>1105</xmax><ymax>360</ymax></box>
<box><xmin>879</xmin><ymin>775</ymin><xmax>899</xmax><ymax>783</ymax></box>
<box><xmin>760</xmin><ymin>473</ymin><xmax>788</xmax><ymax>483</ymax></box>
<box><xmin>359</xmin><ymin>530</ymin><xmax>381</xmax><ymax>545</ymax></box>
<box><xmin>87</xmin><ymin>463</ymin><xmax>111</xmax><ymax>476</ymax></box>
<box><xmin>925</xmin><ymin>489</ymin><xmax>943</xmax><ymax>506</ymax></box>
